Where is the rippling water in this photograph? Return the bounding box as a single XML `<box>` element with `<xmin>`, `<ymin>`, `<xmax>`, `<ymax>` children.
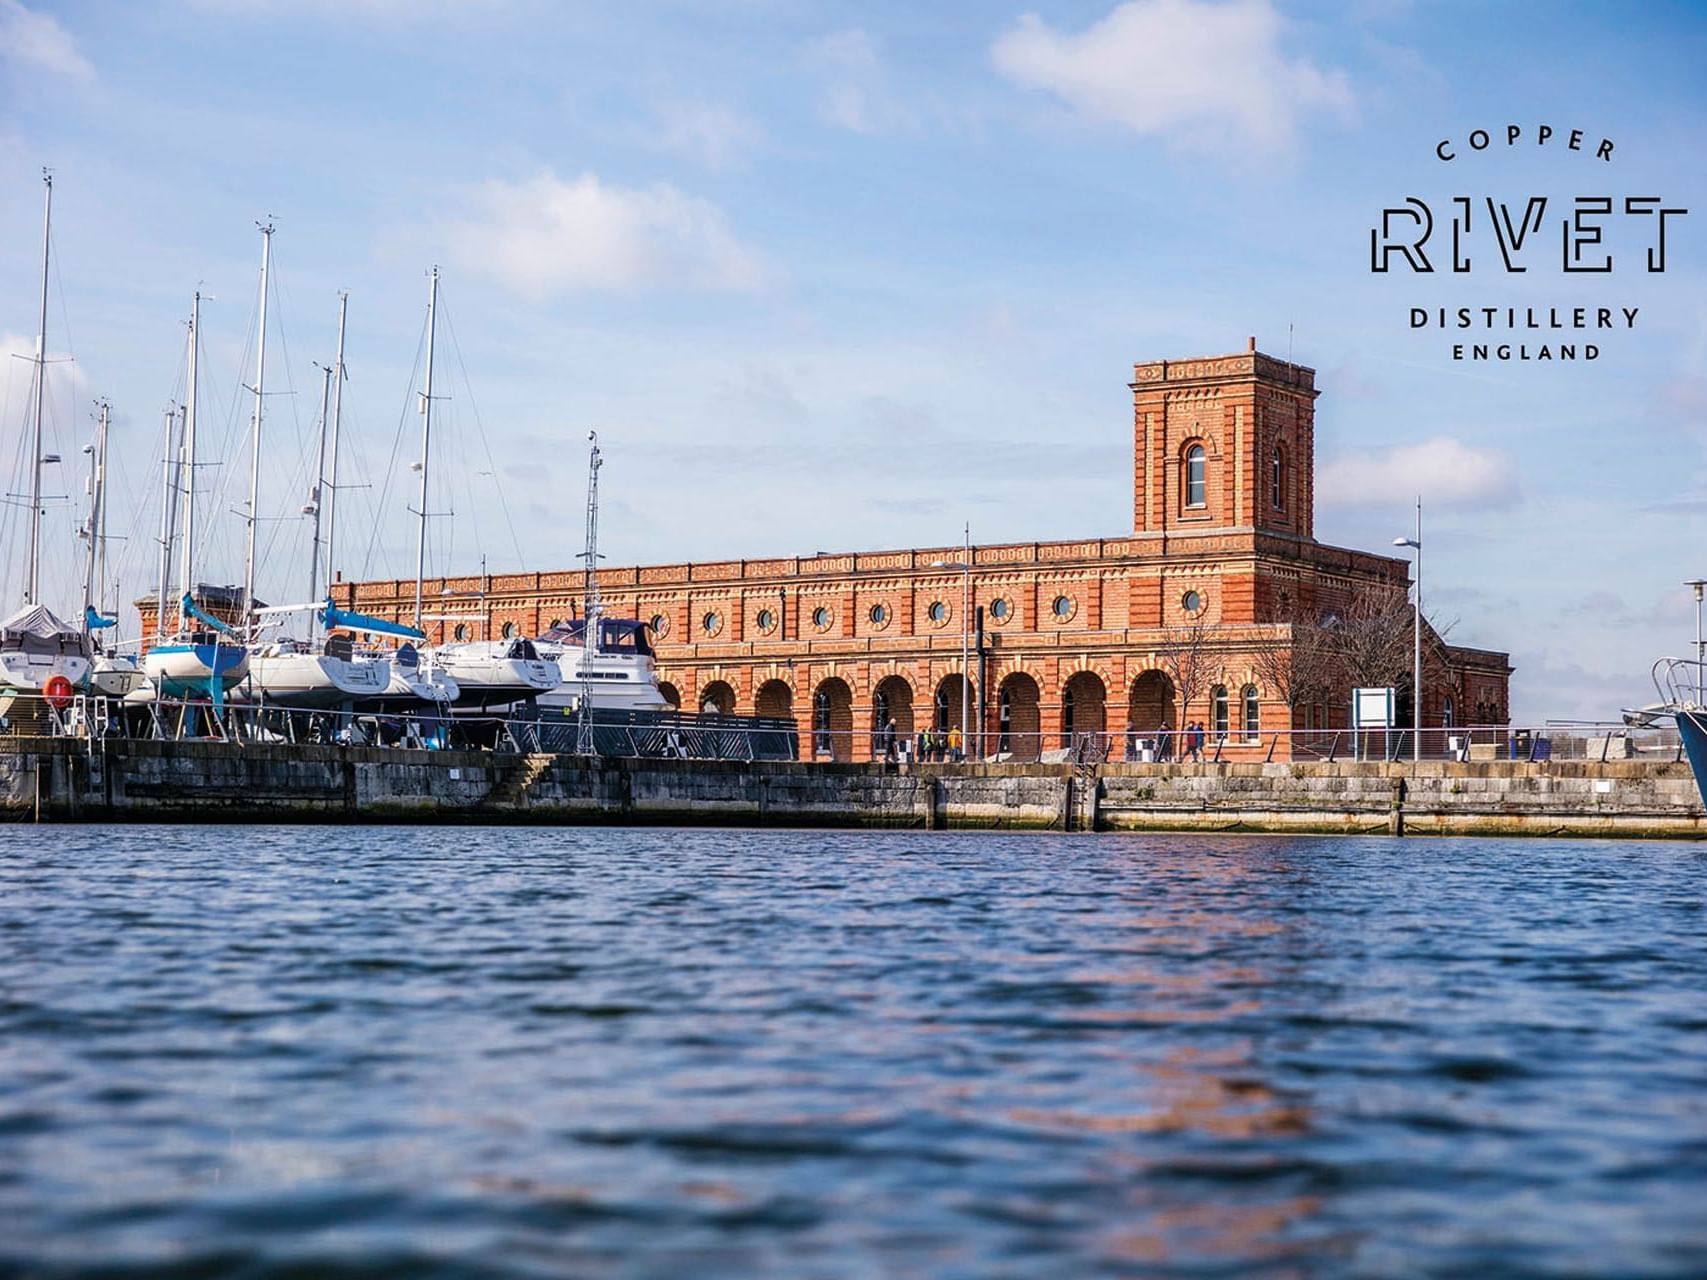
<box><xmin>3</xmin><ymin>827</ymin><xmax>1705</xmax><ymax>1278</ymax></box>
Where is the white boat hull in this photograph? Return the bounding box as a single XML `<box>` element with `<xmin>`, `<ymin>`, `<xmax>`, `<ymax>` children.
<box><xmin>233</xmin><ymin>651</ymin><xmax>392</xmax><ymax>708</ymax></box>
<box><xmin>90</xmin><ymin>654</ymin><xmax>149</xmax><ymax>699</ymax></box>
<box><xmin>140</xmin><ymin>642</ymin><xmax>250</xmax><ymax>699</ymax></box>
<box><xmin>0</xmin><ymin>651</ymin><xmax>92</xmax><ymax>696</ymax></box>
<box><xmin>429</xmin><ymin>643</ymin><xmax>560</xmax><ymax>711</ymax></box>
<box><xmin>536</xmin><ymin>648</ymin><xmax>671</xmax><ymax>713</ymax></box>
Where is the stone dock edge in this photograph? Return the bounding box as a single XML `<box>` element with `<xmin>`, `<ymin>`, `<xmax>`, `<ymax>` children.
<box><xmin>1</xmin><ymin>739</ymin><xmax>1701</xmax><ymax>838</ymax></box>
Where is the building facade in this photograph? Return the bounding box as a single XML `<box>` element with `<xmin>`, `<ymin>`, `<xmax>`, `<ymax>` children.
<box><xmin>142</xmin><ymin>344</ymin><xmax>1511</xmax><ymax>759</ymax></box>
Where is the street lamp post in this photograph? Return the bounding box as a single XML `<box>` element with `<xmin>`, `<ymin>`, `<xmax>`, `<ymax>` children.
<box><xmin>1688</xmin><ymin>579</ymin><xmax>1706</xmax><ymax>695</ymax></box>
<box><xmin>1393</xmin><ymin>497</ymin><xmax>1422</xmax><ymax>764</ymax></box>
<box><xmin>932</xmin><ymin>525</ymin><xmax>972</xmax><ymax>763</ymax></box>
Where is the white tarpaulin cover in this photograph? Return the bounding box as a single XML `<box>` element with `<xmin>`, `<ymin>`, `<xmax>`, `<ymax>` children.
<box><xmin>0</xmin><ymin>604</ymin><xmax>93</xmax><ymax>657</ymax></box>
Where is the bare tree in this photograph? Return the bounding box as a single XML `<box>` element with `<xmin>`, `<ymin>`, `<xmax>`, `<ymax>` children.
<box><xmin>1324</xmin><ymin>583</ymin><xmax>1415</xmax><ymax>690</ymax></box>
<box><xmin>1248</xmin><ymin>604</ymin><xmax>1337</xmax><ymax>724</ymax></box>
<box><xmin>1157</xmin><ymin>616</ymin><xmax>1221</xmax><ymax>725</ymax></box>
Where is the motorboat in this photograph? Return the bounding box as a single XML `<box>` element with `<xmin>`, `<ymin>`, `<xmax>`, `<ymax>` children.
<box><xmin>535</xmin><ymin>617</ymin><xmax>670</xmax><ymax>713</ymax></box>
<box><xmin>0</xmin><ymin>604</ymin><xmax>93</xmax><ymax>696</ymax></box>
<box><xmin>427</xmin><ymin>636</ymin><xmax>559</xmax><ymax>712</ymax></box>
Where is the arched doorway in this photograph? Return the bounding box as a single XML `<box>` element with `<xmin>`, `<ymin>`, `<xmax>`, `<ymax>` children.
<box><xmin>1062</xmin><ymin>671</ymin><xmax>1106</xmax><ymax>750</ymax></box>
<box><xmin>933</xmin><ymin>673</ymin><xmax>974</xmax><ymax>730</ymax></box>
<box><xmin>699</xmin><ymin>680</ymin><xmax>735</xmax><ymax>716</ymax></box>
<box><xmin>657</xmin><ymin>681</ymin><xmax>681</xmax><ymax>710</ymax></box>
<box><xmin>872</xmin><ymin>675</ymin><xmax>914</xmax><ymax>756</ymax></box>
<box><xmin>1128</xmin><ymin>670</ymin><xmax>1177</xmax><ymax>760</ymax></box>
<box><xmin>811</xmin><ymin>677</ymin><xmax>854</xmax><ymax>761</ymax></box>
<box><xmin>755</xmin><ymin>679</ymin><xmax>792</xmax><ymax>719</ymax></box>
<box><xmin>998</xmin><ymin>672</ymin><xmax>1040</xmax><ymax>761</ymax></box>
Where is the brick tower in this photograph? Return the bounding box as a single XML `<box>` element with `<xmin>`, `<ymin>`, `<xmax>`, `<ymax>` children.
<box><xmin>1130</xmin><ymin>338</ymin><xmax>1317</xmax><ymax>540</ymax></box>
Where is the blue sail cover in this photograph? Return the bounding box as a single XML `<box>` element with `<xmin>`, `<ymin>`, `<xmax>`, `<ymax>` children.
<box><xmin>85</xmin><ymin>606</ymin><xmax>117</xmax><ymax>631</ymax></box>
<box><xmin>320</xmin><ymin>598</ymin><xmax>426</xmax><ymax>641</ymax></box>
<box><xmin>181</xmin><ymin>592</ymin><xmax>238</xmax><ymax>636</ymax></box>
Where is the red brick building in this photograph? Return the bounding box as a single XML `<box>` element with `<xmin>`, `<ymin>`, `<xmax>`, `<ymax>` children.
<box><xmin>165</xmin><ymin>343</ymin><xmax>1513</xmax><ymax>759</ymax></box>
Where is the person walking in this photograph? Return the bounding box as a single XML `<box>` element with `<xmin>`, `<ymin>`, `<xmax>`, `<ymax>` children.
<box><xmin>1187</xmin><ymin>720</ymin><xmax>1203</xmax><ymax>763</ymax></box>
<box><xmin>1158</xmin><ymin>719</ymin><xmax>1173</xmax><ymax>763</ymax></box>
<box><xmin>883</xmin><ymin>716</ymin><xmax>898</xmax><ymax>763</ymax></box>
<box><xmin>948</xmin><ymin>724</ymin><xmax>963</xmax><ymax>763</ymax></box>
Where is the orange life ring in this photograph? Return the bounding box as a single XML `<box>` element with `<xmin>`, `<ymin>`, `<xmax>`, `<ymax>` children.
<box><xmin>43</xmin><ymin>674</ymin><xmax>73</xmax><ymax>710</ymax></box>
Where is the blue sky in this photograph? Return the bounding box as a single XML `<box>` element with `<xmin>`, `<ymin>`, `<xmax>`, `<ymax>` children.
<box><xmin>1</xmin><ymin>0</ymin><xmax>1704</xmax><ymax>721</ymax></box>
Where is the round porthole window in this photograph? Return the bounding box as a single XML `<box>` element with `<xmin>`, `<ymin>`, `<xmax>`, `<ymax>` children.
<box><xmin>650</xmin><ymin>613</ymin><xmax>669</xmax><ymax>639</ymax></box>
<box><xmin>548</xmin><ymin>618</ymin><xmax>563</xmax><ymax>630</ymax></box>
<box><xmin>990</xmin><ymin>597</ymin><xmax>1011</xmax><ymax>622</ymax></box>
<box><xmin>928</xmin><ymin>601</ymin><xmax>948</xmax><ymax>624</ymax></box>
<box><xmin>756</xmin><ymin>608</ymin><xmax>776</xmax><ymax>631</ymax></box>
<box><xmin>1052</xmin><ymin>595</ymin><xmax>1073</xmax><ymax>619</ymax></box>
<box><xmin>702</xmin><ymin>611</ymin><xmax>722</xmax><ymax>637</ymax></box>
<box><xmin>501</xmin><ymin>621</ymin><xmax>517</xmax><ymax>639</ymax></box>
<box><xmin>1182</xmin><ymin>590</ymin><xmax>1203</xmax><ymax>614</ymax></box>
<box><xmin>453</xmin><ymin>623</ymin><xmax>469</xmax><ymax>641</ymax></box>
<box><xmin>869</xmin><ymin>603</ymin><xmax>889</xmax><ymax>625</ymax></box>
<box><xmin>812</xmin><ymin>606</ymin><xmax>832</xmax><ymax>630</ymax></box>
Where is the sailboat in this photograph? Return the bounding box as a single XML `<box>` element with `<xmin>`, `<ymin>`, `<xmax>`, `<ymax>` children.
<box><xmin>236</xmin><ymin>283</ymin><xmax>404</xmax><ymax>708</ymax></box>
<box><xmin>0</xmin><ymin>173</ymin><xmax>93</xmax><ymax>700</ymax></box>
<box><xmin>139</xmin><ymin>289</ymin><xmax>251</xmax><ymax>702</ymax></box>
<box><xmin>404</xmin><ymin>266</ymin><xmax>553</xmax><ymax>710</ymax></box>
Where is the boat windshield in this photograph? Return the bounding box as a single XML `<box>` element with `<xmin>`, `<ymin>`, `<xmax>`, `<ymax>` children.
<box><xmin>539</xmin><ymin>618</ymin><xmax>653</xmax><ymax>656</ymax></box>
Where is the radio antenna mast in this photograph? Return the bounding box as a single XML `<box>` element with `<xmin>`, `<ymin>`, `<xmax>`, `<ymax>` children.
<box><xmin>575</xmin><ymin>432</ymin><xmax>604</xmax><ymax>755</ymax></box>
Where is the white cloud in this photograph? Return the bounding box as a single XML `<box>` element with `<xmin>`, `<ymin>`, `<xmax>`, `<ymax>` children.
<box><xmin>991</xmin><ymin>0</ymin><xmax>1352</xmax><ymax>153</ymax></box>
<box><xmin>0</xmin><ymin>0</ymin><xmax>93</xmax><ymax>78</ymax></box>
<box><xmin>804</xmin><ymin>29</ymin><xmax>915</xmax><ymax>135</ymax></box>
<box><xmin>446</xmin><ymin>171</ymin><xmax>766</xmax><ymax>298</ymax></box>
<box><xmin>1317</xmin><ymin>436</ymin><xmax>1520</xmax><ymax>509</ymax></box>
<box><xmin>653</xmin><ymin>101</ymin><xmax>763</xmax><ymax>171</ymax></box>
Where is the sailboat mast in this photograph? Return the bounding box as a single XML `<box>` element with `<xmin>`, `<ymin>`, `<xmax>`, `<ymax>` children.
<box><xmin>25</xmin><ymin>170</ymin><xmax>52</xmax><ymax>606</ymax></box>
<box><xmin>242</xmin><ymin>221</ymin><xmax>274</xmax><ymax>626</ymax></box>
<box><xmin>306</xmin><ymin>363</ymin><xmax>332</xmax><ymax>621</ymax></box>
<box><xmin>81</xmin><ymin>400</ymin><xmax>108</xmax><ymax>627</ymax></box>
<box><xmin>177</xmin><ymin>292</ymin><xmax>200</xmax><ymax>625</ymax></box>
<box><xmin>325</xmin><ymin>290</ymin><xmax>348</xmax><ymax>596</ymax></box>
<box><xmin>95</xmin><ymin>400</ymin><xmax>110</xmax><ymax>618</ymax></box>
<box><xmin>155</xmin><ymin>404</ymin><xmax>182</xmax><ymax>645</ymax></box>
<box><xmin>413</xmin><ymin>266</ymin><xmax>438</xmax><ymax>633</ymax></box>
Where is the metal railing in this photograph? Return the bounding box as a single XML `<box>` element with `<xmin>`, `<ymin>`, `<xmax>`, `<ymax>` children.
<box><xmin>804</xmin><ymin>722</ymin><xmax>1687</xmax><ymax>766</ymax></box>
<box><xmin>0</xmin><ymin>691</ymin><xmax>798</xmax><ymax>761</ymax></box>
<box><xmin>0</xmin><ymin>690</ymin><xmax>1684</xmax><ymax>769</ymax></box>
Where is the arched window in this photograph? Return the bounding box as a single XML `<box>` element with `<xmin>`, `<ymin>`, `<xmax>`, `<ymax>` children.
<box><xmin>1242</xmin><ymin>684</ymin><xmax>1260</xmax><ymax>742</ymax></box>
<box><xmin>1442</xmin><ymin>695</ymin><xmax>1454</xmax><ymax>728</ymax></box>
<box><xmin>1211</xmin><ymin>684</ymin><xmax>1229</xmax><ymax>738</ymax></box>
<box><xmin>935</xmin><ymin>687</ymin><xmax>951</xmax><ymax>731</ymax></box>
<box><xmin>1271</xmin><ymin>443</ymin><xmax>1286</xmax><ymax>510</ymax></box>
<box><xmin>1062</xmin><ymin>683</ymin><xmax>1075</xmax><ymax>748</ymax></box>
<box><xmin>1185</xmin><ymin>444</ymin><xmax>1206</xmax><ymax>508</ymax></box>
<box><xmin>998</xmin><ymin>685</ymin><xmax>1012</xmax><ymax>752</ymax></box>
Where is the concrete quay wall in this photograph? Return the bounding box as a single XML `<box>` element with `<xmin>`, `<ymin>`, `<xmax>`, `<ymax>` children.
<box><xmin>0</xmin><ymin>739</ymin><xmax>1700</xmax><ymax>837</ymax></box>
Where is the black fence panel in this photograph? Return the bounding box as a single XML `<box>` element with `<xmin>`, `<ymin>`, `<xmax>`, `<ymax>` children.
<box><xmin>508</xmin><ymin>707</ymin><xmax>799</xmax><ymax>761</ymax></box>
